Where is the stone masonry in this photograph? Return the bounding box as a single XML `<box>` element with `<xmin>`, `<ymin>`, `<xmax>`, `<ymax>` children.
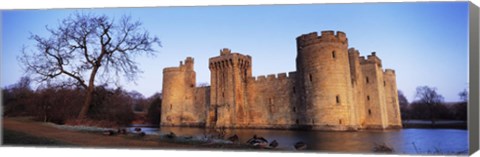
<box><xmin>161</xmin><ymin>31</ymin><xmax>402</xmax><ymax>131</ymax></box>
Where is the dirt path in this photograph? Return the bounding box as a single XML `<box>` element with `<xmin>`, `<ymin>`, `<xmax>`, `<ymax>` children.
<box><xmin>2</xmin><ymin>118</ymin><xmax>219</xmax><ymax>149</ymax></box>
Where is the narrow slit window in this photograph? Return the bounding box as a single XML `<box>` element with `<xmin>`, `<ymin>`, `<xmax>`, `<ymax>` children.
<box><xmin>339</xmin><ymin>119</ymin><xmax>342</xmax><ymax>124</ymax></box>
<box><xmin>384</xmin><ymin>81</ymin><xmax>386</xmax><ymax>86</ymax></box>
<box><xmin>368</xmin><ymin>109</ymin><xmax>372</xmax><ymax>115</ymax></box>
<box><xmin>244</xmin><ymin>70</ymin><xmax>247</xmax><ymax>80</ymax></box>
<box><xmin>366</xmin><ymin>77</ymin><xmax>369</xmax><ymax>83</ymax></box>
<box><xmin>332</xmin><ymin>51</ymin><xmax>336</xmax><ymax>58</ymax></box>
<box><xmin>309</xmin><ymin>74</ymin><xmax>313</xmax><ymax>82</ymax></box>
<box><xmin>170</xmin><ymin>104</ymin><xmax>172</xmax><ymax>110</ymax></box>
<box><xmin>367</xmin><ymin>95</ymin><xmax>370</xmax><ymax>101</ymax></box>
<box><xmin>336</xmin><ymin>95</ymin><xmax>340</xmax><ymax>104</ymax></box>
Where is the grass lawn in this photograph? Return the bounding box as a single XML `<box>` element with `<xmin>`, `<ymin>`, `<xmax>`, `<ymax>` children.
<box><xmin>3</xmin><ymin>129</ymin><xmax>75</xmax><ymax>147</ymax></box>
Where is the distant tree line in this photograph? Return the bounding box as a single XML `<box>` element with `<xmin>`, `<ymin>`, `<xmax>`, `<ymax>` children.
<box><xmin>399</xmin><ymin>86</ymin><xmax>468</xmax><ymax>124</ymax></box>
<box><xmin>2</xmin><ymin>77</ymin><xmax>162</xmax><ymax>127</ymax></box>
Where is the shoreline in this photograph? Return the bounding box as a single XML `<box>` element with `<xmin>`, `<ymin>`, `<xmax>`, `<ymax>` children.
<box><xmin>1</xmin><ymin>118</ymin><xmax>256</xmax><ymax>150</ymax></box>
<box><xmin>402</xmin><ymin>120</ymin><xmax>467</xmax><ymax>130</ymax></box>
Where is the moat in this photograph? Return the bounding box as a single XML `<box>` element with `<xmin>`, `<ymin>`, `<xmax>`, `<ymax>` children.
<box><xmin>129</xmin><ymin>125</ymin><xmax>468</xmax><ymax>154</ymax></box>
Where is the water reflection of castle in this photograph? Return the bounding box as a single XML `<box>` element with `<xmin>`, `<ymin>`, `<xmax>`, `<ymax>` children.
<box><xmin>161</xmin><ymin>31</ymin><xmax>402</xmax><ymax>131</ymax></box>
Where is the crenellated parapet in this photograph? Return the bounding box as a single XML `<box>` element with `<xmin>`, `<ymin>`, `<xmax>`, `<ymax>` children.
<box><xmin>296</xmin><ymin>30</ymin><xmax>348</xmax><ymax>49</ymax></box>
<box><xmin>348</xmin><ymin>48</ymin><xmax>360</xmax><ymax>56</ymax></box>
<box><xmin>163</xmin><ymin>67</ymin><xmax>181</xmax><ymax>73</ymax></box>
<box><xmin>209</xmin><ymin>48</ymin><xmax>252</xmax><ymax>70</ymax></box>
<box><xmin>384</xmin><ymin>69</ymin><xmax>396</xmax><ymax>75</ymax></box>
<box><xmin>163</xmin><ymin>57</ymin><xmax>195</xmax><ymax>73</ymax></box>
<box><xmin>251</xmin><ymin>71</ymin><xmax>296</xmax><ymax>82</ymax></box>
<box><xmin>360</xmin><ymin>52</ymin><xmax>382</xmax><ymax>67</ymax></box>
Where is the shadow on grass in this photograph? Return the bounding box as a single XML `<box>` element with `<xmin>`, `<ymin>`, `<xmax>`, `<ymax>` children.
<box><xmin>2</xmin><ymin>129</ymin><xmax>75</xmax><ymax>147</ymax></box>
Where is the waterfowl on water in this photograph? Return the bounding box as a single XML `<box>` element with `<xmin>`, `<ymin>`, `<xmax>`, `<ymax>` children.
<box><xmin>294</xmin><ymin>141</ymin><xmax>307</xmax><ymax>150</ymax></box>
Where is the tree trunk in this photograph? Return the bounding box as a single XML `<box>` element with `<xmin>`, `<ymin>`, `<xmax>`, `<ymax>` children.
<box><xmin>78</xmin><ymin>85</ymin><xmax>95</xmax><ymax>119</ymax></box>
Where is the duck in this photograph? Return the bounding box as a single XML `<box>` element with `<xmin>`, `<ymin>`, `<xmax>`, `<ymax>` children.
<box><xmin>269</xmin><ymin>140</ymin><xmax>279</xmax><ymax>148</ymax></box>
<box><xmin>165</xmin><ymin>131</ymin><xmax>176</xmax><ymax>139</ymax></box>
<box><xmin>134</xmin><ymin>127</ymin><xmax>142</xmax><ymax>132</ymax></box>
<box><xmin>294</xmin><ymin>141</ymin><xmax>307</xmax><ymax>150</ymax></box>
<box><xmin>227</xmin><ymin>134</ymin><xmax>239</xmax><ymax>143</ymax></box>
<box><xmin>103</xmin><ymin>130</ymin><xmax>116</xmax><ymax>136</ymax></box>
<box><xmin>247</xmin><ymin>135</ymin><xmax>269</xmax><ymax>148</ymax></box>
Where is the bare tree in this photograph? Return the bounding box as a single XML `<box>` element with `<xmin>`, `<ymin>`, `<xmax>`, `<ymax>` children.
<box><xmin>2</xmin><ymin>76</ymin><xmax>33</xmax><ymax>117</ymax></box>
<box><xmin>398</xmin><ymin>90</ymin><xmax>409</xmax><ymax>120</ymax></box>
<box><xmin>458</xmin><ymin>89</ymin><xmax>468</xmax><ymax>102</ymax></box>
<box><xmin>414</xmin><ymin>86</ymin><xmax>444</xmax><ymax>124</ymax></box>
<box><xmin>454</xmin><ymin>89</ymin><xmax>468</xmax><ymax>121</ymax></box>
<box><xmin>19</xmin><ymin>13</ymin><xmax>160</xmax><ymax>119</ymax></box>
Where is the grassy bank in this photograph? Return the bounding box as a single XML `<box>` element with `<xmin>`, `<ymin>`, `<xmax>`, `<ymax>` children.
<box><xmin>2</xmin><ymin>117</ymin><xmax>258</xmax><ymax>150</ymax></box>
<box><xmin>402</xmin><ymin>120</ymin><xmax>467</xmax><ymax>129</ymax></box>
<box><xmin>3</xmin><ymin>129</ymin><xmax>75</xmax><ymax>146</ymax></box>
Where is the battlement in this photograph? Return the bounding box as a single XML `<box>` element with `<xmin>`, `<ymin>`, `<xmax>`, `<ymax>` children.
<box><xmin>209</xmin><ymin>49</ymin><xmax>252</xmax><ymax>70</ymax></box>
<box><xmin>163</xmin><ymin>67</ymin><xmax>181</xmax><ymax>73</ymax></box>
<box><xmin>185</xmin><ymin>57</ymin><xmax>194</xmax><ymax>63</ymax></box>
<box><xmin>296</xmin><ymin>30</ymin><xmax>348</xmax><ymax>48</ymax></box>
<box><xmin>220</xmin><ymin>48</ymin><xmax>231</xmax><ymax>56</ymax></box>
<box><xmin>252</xmin><ymin>71</ymin><xmax>296</xmax><ymax>82</ymax></box>
<box><xmin>359</xmin><ymin>52</ymin><xmax>382</xmax><ymax>67</ymax></box>
<box><xmin>163</xmin><ymin>57</ymin><xmax>195</xmax><ymax>73</ymax></box>
<box><xmin>288</xmin><ymin>71</ymin><xmax>297</xmax><ymax>77</ymax></box>
<box><xmin>384</xmin><ymin>69</ymin><xmax>396</xmax><ymax>75</ymax></box>
<box><xmin>348</xmin><ymin>48</ymin><xmax>360</xmax><ymax>55</ymax></box>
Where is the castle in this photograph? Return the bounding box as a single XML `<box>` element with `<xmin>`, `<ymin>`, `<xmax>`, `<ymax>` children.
<box><xmin>161</xmin><ymin>31</ymin><xmax>402</xmax><ymax>131</ymax></box>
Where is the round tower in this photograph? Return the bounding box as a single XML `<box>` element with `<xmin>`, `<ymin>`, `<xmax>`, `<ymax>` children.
<box><xmin>295</xmin><ymin>30</ymin><xmax>357</xmax><ymax>130</ymax></box>
<box><xmin>161</xmin><ymin>57</ymin><xmax>196</xmax><ymax>126</ymax></box>
<box><xmin>383</xmin><ymin>69</ymin><xmax>402</xmax><ymax>128</ymax></box>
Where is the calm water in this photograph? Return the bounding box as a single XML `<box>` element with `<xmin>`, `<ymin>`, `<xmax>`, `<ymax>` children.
<box><xmin>128</xmin><ymin>125</ymin><xmax>468</xmax><ymax>154</ymax></box>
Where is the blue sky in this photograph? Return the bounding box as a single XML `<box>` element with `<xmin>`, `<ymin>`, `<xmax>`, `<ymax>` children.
<box><xmin>1</xmin><ymin>2</ymin><xmax>469</xmax><ymax>102</ymax></box>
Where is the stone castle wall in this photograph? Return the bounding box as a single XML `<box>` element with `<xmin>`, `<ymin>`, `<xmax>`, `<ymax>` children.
<box><xmin>246</xmin><ymin>72</ymin><xmax>298</xmax><ymax>128</ymax></box>
<box><xmin>296</xmin><ymin>31</ymin><xmax>357</xmax><ymax>130</ymax></box>
<box><xmin>207</xmin><ymin>49</ymin><xmax>252</xmax><ymax>128</ymax></box>
<box><xmin>348</xmin><ymin>48</ymin><xmax>367</xmax><ymax>128</ymax></box>
<box><xmin>193</xmin><ymin>86</ymin><xmax>210</xmax><ymax>126</ymax></box>
<box><xmin>161</xmin><ymin>30</ymin><xmax>402</xmax><ymax>131</ymax></box>
<box><xmin>384</xmin><ymin>69</ymin><xmax>402</xmax><ymax>128</ymax></box>
<box><xmin>360</xmin><ymin>53</ymin><xmax>389</xmax><ymax>129</ymax></box>
<box><xmin>161</xmin><ymin>57</ymin><xmax>199</xmax><ymax>126</ymax></box>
